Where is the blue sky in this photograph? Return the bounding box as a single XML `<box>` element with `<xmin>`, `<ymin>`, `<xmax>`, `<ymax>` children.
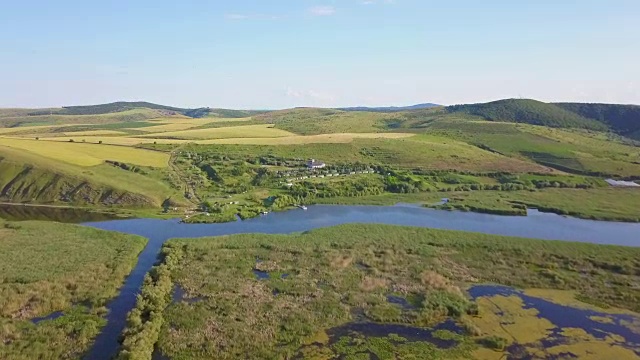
<box><xmin>1</xmin><ymin>0</ymin><xmax>639</xmax><ymax>108</ymax></box>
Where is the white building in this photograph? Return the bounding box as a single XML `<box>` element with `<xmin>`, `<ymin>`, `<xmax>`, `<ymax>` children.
<box><xmin>306</xmin><ymin>159</ymin><xmax>326</xmax><ymax>169</ymax></box>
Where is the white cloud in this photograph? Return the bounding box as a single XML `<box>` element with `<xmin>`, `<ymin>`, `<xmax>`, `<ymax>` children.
<box><xmin>286</xmin><ymin>88</ymin><xmax>303</xmax><ymax>98</ymax></box>
<box><xmin>225</xmin><ymin>13</ymin><xmax>282</xmax><ymax>20</ymax></box>
<box><xmin>286</xmin><ymin>87</ymin><xmax>336</xmax><ymax>105</ymax></box>
<box><xmin>360</xmin><ymin>0</ymin><xmax>395</xmax><ymax>4</ymax></box>
<box><xmin>309</xmin><ymin>6</ymin><xmax>336</xmax><ymax>16</ymax></box>
<box><xmin>225</xmin><ymin>14</ymin><xmax>250</xmax><ymax>20</ymax></box>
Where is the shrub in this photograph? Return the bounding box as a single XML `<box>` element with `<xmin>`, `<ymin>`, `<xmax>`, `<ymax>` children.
<box><xmin>479</xmin><ymin>335</ymin><xmax>509</xmax><ymax>350</ymax></box>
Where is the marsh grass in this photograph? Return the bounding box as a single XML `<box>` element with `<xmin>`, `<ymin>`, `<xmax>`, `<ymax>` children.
<box><xmin>120</xmin><ymin>224</ymin><xmax>640</xmax><ymax>359</ymax></box>
<box><xmin>0</xmin><ymin>220</ymin><xmax>147</xmax><ymax>359</ymax></box>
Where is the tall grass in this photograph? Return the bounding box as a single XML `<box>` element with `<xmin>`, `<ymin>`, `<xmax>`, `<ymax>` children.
<box><xmin>0</xmin><ymin>220</ymin><xmax>147</xmax><ymax>359</ymax></box>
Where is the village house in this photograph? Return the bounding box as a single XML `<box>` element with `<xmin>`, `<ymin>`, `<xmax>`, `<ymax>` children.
<box><xmin>306</xmin><ymin>159</ymin><xmax>326</xmax><ymax>169</ymax></box>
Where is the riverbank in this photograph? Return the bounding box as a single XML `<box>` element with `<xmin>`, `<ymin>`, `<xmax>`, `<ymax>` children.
<box><xmin>2</xmin><ymin>185</ymin><xmax>639</xmax><ymax>225</ymax></box>
<box><xmin>311</xmin><ymin>188</ymin><xmax>640</xmax><ymax>223</ymax></box>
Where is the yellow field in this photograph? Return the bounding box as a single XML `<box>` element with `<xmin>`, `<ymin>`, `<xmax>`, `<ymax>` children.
<box><xmin>122</xmin><ymin>118</ymin><xmax>255</xmax><ymax>133</ymax></box>
<box><xmin>149</xmin><ymin>117</ymin><xmax>252</xmax><ymax>124</ymax></box>
<box><xmin>200</xmin><ymin>117</ymin><xmax>253</xmax><ymax>123</ymax></box>
<box><xmin>0</xmin><ymin>138</ymin><xmax>169</xmax><ymax>167</ymax></box>
<box><xmin>138</xmin><ymin>124</ymin><xmax>295</xmax><ymax>139</ymax></box>
<box><xmin>33</xmin><ymin>136</ymin><xmax>186</xmax><ymax>146</ymax></box>
<box><xmin>204</xmin><ymin>132</ymin><xmax>415</xmax><ymax>145</ymax></box>
<box><xmin>42</xmin><ymin>130</ymin><xmax>128</xmax><ymax>137</ymax></box>
<box><xmin>134</xmin><ymin>122</ymin><xmax>204</xmax><ymax>133</ymax></box>
<box><xmin>33</xmin><ymin>132</ymin><xmax>414</xmax><ymax>146</ymax></box>
<box><xmin>0</xmin><ymin>125</ymin><xmax>71</xmax><ymax>135</ymax></box>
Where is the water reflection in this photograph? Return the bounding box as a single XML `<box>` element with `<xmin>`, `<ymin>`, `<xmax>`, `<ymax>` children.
<box><xmin>31</xmin><ymin>311</ymin><xmax>64</xmax><ymax>324</ymax></box>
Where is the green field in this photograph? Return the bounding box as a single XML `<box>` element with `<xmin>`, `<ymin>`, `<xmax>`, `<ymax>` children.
<box><xmin>121</xmin><ymin>224</ymin><xmax>640</xmax><ymax>359</ymax></box>
<box><xmin>0</xmin><ymin>219</ymin><xmax>147</xmax><ymax>360</ymax></box>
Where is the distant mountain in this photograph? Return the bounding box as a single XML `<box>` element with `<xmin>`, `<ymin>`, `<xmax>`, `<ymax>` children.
<box><xmin>338</xmin><ymin>103</ymin><xmax>441</xmax><ymax>112</ymax></box>
<box><xmin>447</xmin><ymin>99</ymin><xmax>608</xmax><ymax>131</ymax></box>
<box><xmin>61</xmin><ymin>101</ymin><xmax>191</xmax><ymax>116</ymax></box>
<box><xmin>59</xmin><ymin>101</ymin><xmax>269</xmax><ymax>119</ymax></box>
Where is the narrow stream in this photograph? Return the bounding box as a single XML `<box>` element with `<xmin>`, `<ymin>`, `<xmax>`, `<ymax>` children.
<box><xmin>81</xmin><ymin>205</ymin><xmax>640</xmax><ymax>359</ymax></box>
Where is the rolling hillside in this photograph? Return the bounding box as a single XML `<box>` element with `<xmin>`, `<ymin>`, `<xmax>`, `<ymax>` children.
<box><xmin>555</xmin><ymin>102</ymin><xmax>640</xmax><ymax>140</ymax></box>
<box><xmin>0</xmin><ymin>145</ymin><xmax>180</xmax><ymax>207</ymax></box>
<box><xmin>0</xmin><ymin>102</ymin><xmax>272</xmax><ymax>128</ymax></box>
<box><xmin>446</xmin><ymin>99</ymin><xmax>608</xmax><ymax>131</ymax></box>
<box><xmin>338</xmin><ymin>103</ymin><xmax>441</xmax><ymax>112</ymax></box>
<box><xmin>0</xmin><ymin>108</ymin><xmax>173</xmax><ymax>128</ymax></box>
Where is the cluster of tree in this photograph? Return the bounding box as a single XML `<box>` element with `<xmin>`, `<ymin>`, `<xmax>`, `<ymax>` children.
<box><xmin>199</xmin><ymin>164</ymin><xmax>223</xmax><ymax>183</ymax></box>
<box><xmin>497</xmin><ymin>175</ymin><xmax>594</xmax><ymax>189</ymax></box>
<box><xmin>105</xmin><ymin>160</ymin><xmax>146</xmax><ymax>174</ymax></box>
<box><xmin>117</xmin><ymin>246</ymin><xmax>180</xmax><ymax>360</ymax></box>
<box><xmin>289</xmin><ymin>178</ymin><xmax>385</xmax><ymax>199</ymax></box>
<box><xmin>272</xmin><ymin>195</ymin><xmax>298</xmax><ymax>209</ymax></box>
<box><xmin>384</xmin><ymin>175</ymin><xmax>432</xmax><ymax>193</ymax></box>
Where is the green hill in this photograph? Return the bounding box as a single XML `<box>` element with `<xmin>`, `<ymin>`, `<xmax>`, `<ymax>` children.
<box><xmin>555</xmin><ymin>103</ymin><xmax>640</xmax><ymax>140</ymax></box>
<box><xmin>0</xmin><ymin>146</ymin><xmax>180</xmax><ymax>207</ymax></box>
<box><xmin>204</xmin><ymin>108</ymin><xmax>270</xmax><ymax>118</ymax></box>
<box><xmin>447</xmin><ymin>99</ymin><xmax>608</xmax><ymax>131</ymax></box>
<box><xmin>60</xmin><ymin>101</ymin><xmax>189</xmax><ymax>115</ymax></box>
<box><xmin>0</xmin><ymin>108</ymin><xmax>165</xmax><ymax>128</ymax></box>
<box><xmin>61</xmin><ymin>102</ymin><xmax>270</xmax><ymax>119</ymax></box>
<box><xmin>0</xmin><ymin>102</ymin><xmax>272</xmax><ymax>128</ymax></box>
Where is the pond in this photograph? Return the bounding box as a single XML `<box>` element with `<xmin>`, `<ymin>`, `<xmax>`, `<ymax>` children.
<box><xmin>76</xmin><ymin>204</ymin><xmax>640</xmax><ymax>359</ymax></box>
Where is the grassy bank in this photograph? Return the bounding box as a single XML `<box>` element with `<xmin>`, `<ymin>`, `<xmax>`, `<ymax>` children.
<box><xmin>431</xmin><ymin>188</ymin><xmax>640</xmax><ymax>222</ymax></box>
<box><xmin>312</xmin><ymin>187</ymin><xmax>640</xmax><ymax>222</ymax></box>
<box><xmin>121</xmin><ymin>224</ymin><xmax>640</xmax><ymax>359</ymax></box>
<box><xmin>0</xmin><ymin>220</ymin><xmax>147</xmax><ymax>360</ymax></box>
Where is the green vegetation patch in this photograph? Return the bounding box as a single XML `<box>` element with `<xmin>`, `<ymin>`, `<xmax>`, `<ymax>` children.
<box><xmin>0</xmin><ymin>220</ymin><xmax>147</xmax><ymax>360</ymax></box>
<box><xmin>126</xmin><ymin>224</ymin><xmax>640</xmax><ymax>359</ymax></box>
